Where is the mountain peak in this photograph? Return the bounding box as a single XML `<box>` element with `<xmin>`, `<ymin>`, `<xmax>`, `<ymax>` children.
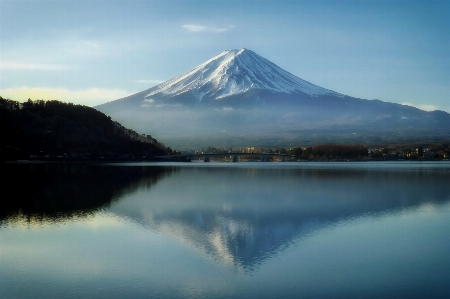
<box><xmin>141</xmin><ymin>49</ymin><xmax>339</xmax><ymax>102</ymax></box>
<box><xmin>222</xmin><ymin>48</ymin><xmax>250</xmax><ymax>55</ymax></box>
<box><xmin>232</xmin><ymin>48</ymin><xmax>251</xmax><ymax>55</ymax></box>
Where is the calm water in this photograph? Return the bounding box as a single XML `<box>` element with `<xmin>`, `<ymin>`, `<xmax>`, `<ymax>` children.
<box><xmin>1</xmin><ymin>161</ymin><xmax>449</xmax><ymax>299</ymax></box>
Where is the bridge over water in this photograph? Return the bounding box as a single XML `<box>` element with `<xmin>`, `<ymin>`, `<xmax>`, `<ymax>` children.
<box><xmin>156</xmin><ymin>152</ymin><xmax>295</xmax><ymax>162</ymax></box>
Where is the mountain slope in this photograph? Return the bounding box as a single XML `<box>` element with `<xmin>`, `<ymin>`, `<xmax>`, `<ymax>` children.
<box><xmin>96</xmin><ymin>49</ymin><xmax>450</xmax><ymax>148</ymax></box>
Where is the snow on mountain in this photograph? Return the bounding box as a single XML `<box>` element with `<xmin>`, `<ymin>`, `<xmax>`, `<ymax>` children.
<box><xmin>142</xmin><ymin>49</ymin><xmax>340</xmax><ymax>102</ymax></box>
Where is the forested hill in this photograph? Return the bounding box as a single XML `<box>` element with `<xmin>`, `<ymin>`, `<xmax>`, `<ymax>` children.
<box><xmin>0</xmin><ymin>97</ymin><xmax>173</xmax><ymax>161</ymax></box>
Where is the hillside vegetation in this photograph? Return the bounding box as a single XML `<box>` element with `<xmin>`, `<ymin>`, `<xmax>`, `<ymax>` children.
<box><xmin>0</xmin><ymin>97</ymin><xmax>172</xmax><ymax>161</ymax></box>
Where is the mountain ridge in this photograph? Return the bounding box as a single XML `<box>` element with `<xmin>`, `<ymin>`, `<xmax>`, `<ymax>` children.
<box><xmin>96</xmin><ymin>49</ymin><xmax>450</xmax><ymax>149</ymax></box>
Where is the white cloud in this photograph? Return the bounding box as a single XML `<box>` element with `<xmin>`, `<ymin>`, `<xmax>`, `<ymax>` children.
<box><xmin>182</xmin><ymin>24</ymin><xmax>207</xmax><ymax>32</ymax></box>
<box><xmin>401</xmin><ymin>102</ymin><xmax>439</xmax><ymax>111</ymax></box>
<box><xmin>0</xmin><ymin>87</ymin><xmax>130</xmax><ymax>107</ymax></box>
<box><xmin>136</xmin><ymin>79</ymin><xmax>165</xmax><ymax>84</ymax></box>
<box><xmin>182</xmin><ymin>24</ymin><xmax>235</xmax><ymax>33</ymax></box>
<box><xmin>141</xmin><ymin>103</ymin><xmax>181</xmax><ymax>108</ymax></box>
<box><xmin>0</xmin><ymin>61</ymin><xmax>69</xmax><ymax>71</ymax></box>
<box><xmin>417</xmin><ymin>105</ymin><xmax>439</xmax><ymax>111</ymax></box>
<box><xmin>213</xmin><ymin>107</ymin><xmax>234</xmax><ymax>112</ymax></box>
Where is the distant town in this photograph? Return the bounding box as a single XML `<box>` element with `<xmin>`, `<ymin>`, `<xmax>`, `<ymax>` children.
<box><xmin>178</xmin><ymin>144</ymin><xmax>450</xmax><ymax>162</ymax></box>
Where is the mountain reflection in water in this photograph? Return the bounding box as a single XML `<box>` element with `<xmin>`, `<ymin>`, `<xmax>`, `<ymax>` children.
<box><xmin>3</xmin><ymin>162</ymin><xmax>447</xmax><ymax>271</ymax></box>
<box><xmin>107</xmin><ymin>165</ymin><xmax>450</xmax><ymax>270</ymax></box>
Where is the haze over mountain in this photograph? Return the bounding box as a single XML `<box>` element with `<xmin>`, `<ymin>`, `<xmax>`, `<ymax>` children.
<box><xmin>96</xmin><ymin>49</ymin><xmax>450</xmax><ymax>149</ymax></box>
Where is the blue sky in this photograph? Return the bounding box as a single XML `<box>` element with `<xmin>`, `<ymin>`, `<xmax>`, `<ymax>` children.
<box><xmin>1</xmin><ymin>0</ymin><xmax>449</xmax><ymax>112</ymax></box>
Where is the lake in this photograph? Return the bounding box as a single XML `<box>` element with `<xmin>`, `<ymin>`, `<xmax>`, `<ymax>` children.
<box><xmin>1</xmin><ymin>161</ymin><xmax>449</xmax><ymax>299</ymax></box>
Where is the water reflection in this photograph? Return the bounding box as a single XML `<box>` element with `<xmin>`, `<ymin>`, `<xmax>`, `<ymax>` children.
<box><xmin>0</xmin><ymin>163</ymin><xmax>172</xmax><ymax>223</ymax></box>
<box><xmin>1</xmin><ymin>162</ymin><xmax>449</xmax><ymax>299</ymax></box>
<box><xmin>2</xmin><ymin>163</ymin><xmax>449</xmax><ymax>271</ymax></box>
<box><xmin>106</xmin><ymin>165</ymin><xmax>450</xmax><ymax>270</ymax></box>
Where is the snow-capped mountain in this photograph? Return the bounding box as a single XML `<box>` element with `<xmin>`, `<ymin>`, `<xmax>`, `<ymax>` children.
<box><xmin>96</xmin><ymin>49</ymin><xmax>450</xmax><ymax>148</ymax></box>
<box><xmin>99</xmin><ymin>48</ymin><xmax>342</xmax><ymax>109</ymax></box>
<box><xmin>144</xmin><ymin>48</ymin><xmax>339</xmax><ymax>101</ymax></box>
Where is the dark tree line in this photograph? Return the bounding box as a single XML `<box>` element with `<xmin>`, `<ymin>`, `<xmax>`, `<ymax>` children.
<box><xmin>288</xmin><ymin>144</ymin><xmax>368</xmax><ymax>160</ymax></box>
<box><xmin>311</xmin><ymin>144</ymin><xmax>367</xmax><ymax>159</ymax></box>
<box><xmin>0</xmin><ymin>97</ymin><xmax>171</xmax><ymax>160</ymax></box>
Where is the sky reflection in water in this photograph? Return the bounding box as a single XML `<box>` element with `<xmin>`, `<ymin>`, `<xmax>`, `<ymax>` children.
<box><xmin>1</xmin><ymin>162</ymin><xmax>449</xmax><ymax>299</ymax></box>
